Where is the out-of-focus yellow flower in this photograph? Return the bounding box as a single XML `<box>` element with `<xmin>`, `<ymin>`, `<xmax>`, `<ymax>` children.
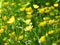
<box><xmin>4</xmin><ymin>43</ymin><xmax>8</xmax><ymax>45</ymax></box>
<box><xmin>3</xmin><ymin>2</ymin><xmax>8</xmax><ymax>6</ymax></box>
<box><xmin>9</xmin><ymin>32</ymin><xmax>15</xmax><ymax>38</ymax></box>
<box><xmin>0</xmin><ymin>9</ymin><xmax>4</xmax><ymax>13</ymax></box>
<box><xmin>1</xmin><ymin>26</ymin><xmax>7</xmax><ymax>29</ymax></box>
<box><xmin>56</xmin><ymin>39</ymin><xmax>60</xmax><ymax>43</ymax></box>
<box><xmin>11</xmin><ymin>2</ymin><xmax>15</xmax><ymax>6</ymax></box>
<box><xmin>45</xmin><ymin>2</ymin><xmax>49</xmax><ymax>6</ymax></box>
<box><xmin>24</xmin><ymin>19</ymin><xmax>31</xmax><ymax>24</ymax></box>
<box><xmin>50</xmin><ymin>12</ymin><xmax>55</xmax><ymax>16</ymax></box>
<box><xmin>38</xmin><ymin>21</ymin><xmax>47</xmax><ymax>27</ymax></box>
<box><xmin>45</xmin><ymin>10</ymin><xmax>50</xmax><ymax>13</ymax></box>
<box><xmin>26</xmin><ymin>11</ymin><xmax>32</xmax><ymax>15</ymax></box>
<box><xmin>33</xmin><ymin>38</ymin><xmax>37</xmax><ymax>41</ymax></box>
<box><xmin>39</xmin><ymin>36</ymin><xmax>45</xmax><ymax>43</ymax></box>
<box><xmin>43</xmin><ymin>17</ymin><xmax>50</xmax><ymax>21</ymax></box>
<box><xmin>25</xmin><ymin>7</ymin><xmax>32</xmax><ymax>12</ymax></box>
<box><xmin>26</xmin><ymin>15</ymin><xmax>32</xmax><ymax>19</ymax></box>
<box><xmin>7</xmin><ymin>16</ymin><xmax>15</xmax><ymax>24</ymax></box>
<box><xmin>3</xmin><ymin>37</ymin><xmax>7</xmax><ymax>41</ymax></box>
<box><xmin>54</xmin><ymin>3</ymin><xmax>59</xmax><ymax>7</ymax></box>
<box><xmin>18</xmin><ymin>3</ymin><xmax>21</xmax><ymax>6</ymax></box>
<box><xmin>48</xmin><ymin>20</ymin><xmax>56</xmax><ymax>25</ymax></box>
<box><xmin>55</xmin><ymin>16</ymin><xmax>60</xmax><ymax>19</ymax></box>
<box><xmin>52</xmin><ymin>42</ymin><xmax>57</xmax><ymax>45</ymax></box>
<box><xmin>19</xmin><ymin>7</ymin><xmax>25</xmax><ymax>11</ymax></box>
<box><xmin>25</xmin><ymin>25</ymin><xmax>33</xmax><ymax>31</ymax></box>
<box><xmin>2</xmin><ymin>16</ymin><xmax>8</xmax><ymax>21</ymax></box>
<box><xmin>17</xmin><ymin>35</ymin><xmax>23</xmax><ymax>41</ymax></box>
<box><xmin>33</xmin><ymin>4</ymin><xmax>39</xmax><ymax>9</ymax></box>
<box><xmin>0</xmin><ymin>34</ymin><xmax>1</xmax><ymax>36</ymax></box>
<box><xmin>0</xmin><ymin>28</ymin><xmax>4</xmax><ymax>34</ymax></box>
<box><xmin>45</xmin><ymin>33</ymin><xmax>48</xmax><ymax>37</ymax></box>
<box><xmin>48</xmin><ymin>30</ymin><xmax>54</xmax><ymax>34</ymax></box>
<box><xmin>38</xmin><ymin>8</ymin><xmax>45</xmax><ymax>14</ymax></box>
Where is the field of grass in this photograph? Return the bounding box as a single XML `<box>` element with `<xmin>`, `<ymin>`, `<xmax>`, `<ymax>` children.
<box><xmin>0</xmin><ymin>0</ymin><xmax>60</xmax><ymax>45</ymax></box>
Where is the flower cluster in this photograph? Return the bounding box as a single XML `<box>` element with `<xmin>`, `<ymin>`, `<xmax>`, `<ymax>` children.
<box><xmin>0</xmin><ymin>0</ymin><xmax>60</xmax><ymax>45</ymax></box>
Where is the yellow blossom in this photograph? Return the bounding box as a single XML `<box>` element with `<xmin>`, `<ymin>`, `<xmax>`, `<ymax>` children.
<box><xmin>11</xmin><ymin>2</ymin><xmax>15</xmax><ymax>6</ymax></box>
<box><xmin>4</xmin><ymin>43</ymin><xmax>8</xmax><ymax>45</ymax></box>
<box><xmin>52</xmin><ymin>42</ymin><xmax>57</xmax><ymax>45</ymax></box>
<box><xmin>39</xmin><ymin>36</ymin><xmax>45</xmax><ymax>43</ymax></box>
<box><xmin>17</xmin><ymin>35</ymin><xmax>23</xmax><ymax>40</ymax></box>
<box><xmin>3</xmin><ymin>2</ymin><xmax>8</xmax><ymax>6</ymax></box>
<box><xmin>38</xmin><ymin>21</ymin><xmax>47</xmax><ymax>27</ymax></box>
<box><xmin>3</xmin><ymin>37</ymin><xmax>7</xmax><ymax>41</ymax></box>
<box><xmin>33</xmin><ymin>4</ymin><xmax>39</xmax><ymax>9</ymax></box>
<box><xmin>50</xmin><ymin>12</ymin><xmax>55</xmax><ymax>16</ymax></box>
<box><xmin>26</xmin><ymin>12</ymin><xmax>32</xmax><ymax>15</ymax></box>
<box><xmin>0</xmin><ymin>9</ymin><xmax>4</xmax><ymax>13</ymax></box>
<box><xmin>0</xmin><ymin>28</ymin><xmax>4</xmax><ymax>34</ymax></box>
<box><xmin>7</xmin><ymin>16</ymin><xmax>15</xmax><ymax>24</ymax></box>
<box><xmin>38</xmin><ymin>8</ymin><xmax>45</xmax><ymax>14</ymax></box>
<box><xmin>48</xmin><ymin>20</ymin><xmax>56</xmax><ymax>25</ymax></box>
<box><xmin>2</xmin><ymin>16</ymin><xmax>8</xmax><ymax>21</ymax></box>
<box><xmin>25</xmin><ymin>25</ymin><xmax>33</xmax><ymax>31</ymax></box>
<box><xmin>48</xmin><ymin>30</ymin><xmax>54</xmax><ymax>34</ymax></box>
<box><xmin>9</xmin><ymin>32</ymin><xmax>15</xmax><ymax>38</ymax></box>
<box><xmin>24</xmin><ymin>19</ymin><xmax>31</xmax><ymax>24</ymax></box>
<box><xmin>45</xmin><ymin>2</ymin><xmax>49</xmax><ymax>6</ymax></box>
<box><xmin>43</xmin><ymin>17</ymin><xmax>50</xmax><ymax>21</ymax></box>
<box><xmin>19</xmin><ymin>7</ymin><xmax>25</xmax><ymax>11</ymax></box>
<box><xmin>25</xmin><ymin>7</ymin><xmax>32</xmax><ymax>12</ymax></box>
<box><xmin>26</xmin><ymin>14</ymin><xmax>32</xmax><ymax>19</ymax></box>
<box><xmin>54</xmin><ymin>3</ymin><xmax>59</xmax><ymax>7</ymax></box>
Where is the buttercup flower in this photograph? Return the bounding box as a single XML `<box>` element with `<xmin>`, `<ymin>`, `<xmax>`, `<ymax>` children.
<box><xmin>7</xmin><ymin>16</ymin><xmax>15</xmax><ymax>24</ymax></box>
<box><xmin>39</xmin><ymin>36</ymin><xmax>45</xmax><ymax>43</ymax></box>
<box><xmin>54</xmin><ymin>3</ymin><xmax>59</xmax><ymax>7</ymax></box>
<box><xmin>33</xmin><ymin>4</ymin><xmax>39</xmax><ymax>9</ymax></box>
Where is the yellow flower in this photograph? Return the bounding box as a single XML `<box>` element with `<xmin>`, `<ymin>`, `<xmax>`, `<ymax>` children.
<box><xmin>7</xmin><ymin>16</ymin><xmax>15</xmax><ymax>24</ymax></box>
<box><xmin>45</xmin><ymin>2</ymin><xmax>49</xmax><ymax>6</ymax></box>
<box><xmin>3</xmin><ymin>37</ymin><xmax>7</xmax><ymax>41</ymax></box>
<box><xmin>38</xmin><ymin>21</ymin><xmax>47</xmax><ymax>27</ymax></box>
<box><xmin>25</xmin><ymin>25</ymin><xmax>33</xmax><ymax>31</ymax></box>
<box><xmin>9</xmin><ymin>32</ymin><xmax>15</xmax><ymax>38</ymax></box>
<box><xmin>45</xmin><ymin>33</ymin><xmax>48</xmax><ymax>37</ymax></box>
<box><xmin>45</xmin><ymin>9</ymin><xmax>50</xmax><ymax>13</ymax></box>
<box><xmin>48</xmin><ymin>20</ymin><xmax>56</xmax><ymax>25</ymax></box>
<box><xmin>39</xmin><ymin>36</ymin><xmax>45</xmax><ymax>43</ymax></box>
<box><xmin>1</xmin><ymin>26</ymin><xmax>7</xmax><ymax>29</ymax></box>
<box><xmin>0</xmin><ymin>9</ymin><xmax>4</xmax><ymax>13</ymax></box>
<box><xmin>54</xmin><ymin>3</ymin><xmax>59</xmax><ymax>7</ymax></box>
<box><xmin>19</xmin><ymin>7</ymin><xmax>25</xmax><ymax>11</ymax></box>
<box><xmin>26</xmin><ymin>15</ymin><xmax>32</xmax><ymax>19</ymax></box>
<box><xmin>24</xmin><ymin>19</ymin><xmax>31</xmax><ymax>24</ymax></box>
<box><xmin>17</xmin><ymin>35</ymin><xmax>23</xmax><ymax>40</ymax></box>
<box><xmin>55</xmin><ymin>16</ymin><xmax>60</xmax><ymax>19</ymax></box>
<box><xmin>26</xmin><ymin>12</ymin><xmax>32</xmax><ymax>15</ymax></box>
<box><xmin>52</xmin><ymin>42</ymin><xmax>57</xmax><ymax>45</ymax></box>
<box><xmin>48</xmin><ymin>30</ymin><xmax>54</xmax><ymax>34</ymax></box>
<box><xmin>33</xmin><ymin>38</ymin><xmax>37</xmax><ymax>41</ymax></box>
<box><xmin>43</xmin><ymin>17</ymin><xmax>50</xmax><ymax>21</ymax></box>
<box><xmin>0</xmin><ymin>28</ymin><xmax>4</xmax><ymax>34</ymax></box>
<box><xmin>25</xmin><ymin>7</ymin><xmax>32</xmax><ymax>12</ymax></box>
<box><xmin>38</xmin><ymin>8</ymin><xmax>45</xmax><ymax>14</ymax></box>
<box><xmin>33</xmin><ymin>4</ymin><xmax>39</xmax><ymax>9</ymax></box>
<box><xmin>4</xmin><ymin>43</ymin><xmax>8</xmax><ymax>45</ymax></box>
<box><xmin>50</xmin><ymin>12</ymin><xmax>55</xmax><ymax>16</ymax></box>
<box><xmin>2</xmin><ymin>16</ymin><xmax>8</xmax><ymax>21</ymax></box>
<box><xmin>3</xmin><ymin>2</ymin><xmax>8</xmax><ymax>6</ymax></box>
<box><xmin>11</xmin><ymin>2</ymin><xmax>15</xmax><ymax>6</ymax></box>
